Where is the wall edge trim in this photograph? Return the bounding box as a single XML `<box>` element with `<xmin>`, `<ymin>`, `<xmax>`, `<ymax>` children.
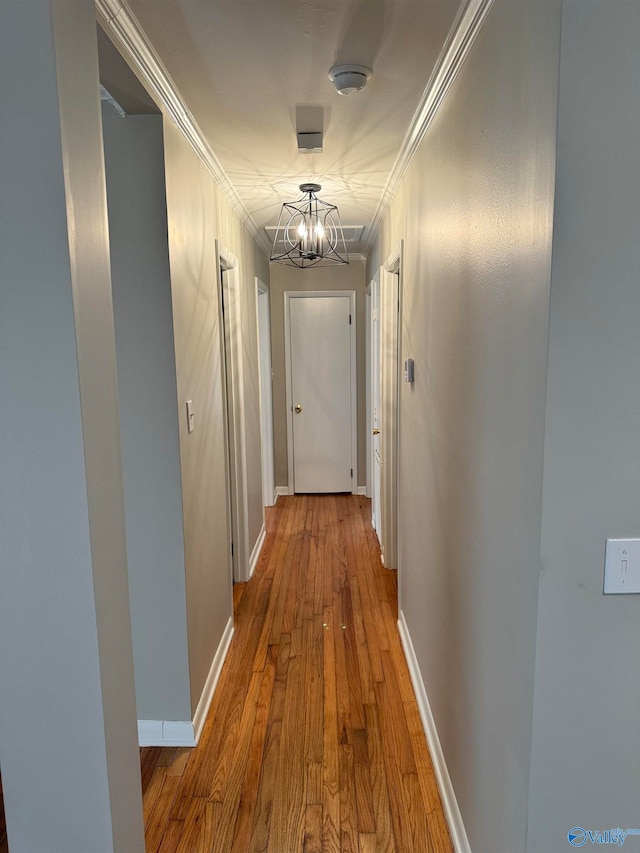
<box><xmin>275</xmin><ymin>486</ymin><xmax>291</xmax><ymax>497</ymax></box>
<box><xmin>357</xmin><ymin>486</ymin><xmax>367</xmax><ymax>496</ymax></box>
<box><xmin>364</xmin><ymin>0</ymin><xmax>495</xmax><ymax>253</ymax></box>
<box><xmin>137</xmin><ymin>719</ymin><xmax>195</xmax><ymax>747</ymax></box>
<box><xmin>398</xmin><ymin>610</ymin><xmax>471</xmax><ymax>853</ymax></box>
<box><xmin>95</xmin><ymin>0</ymin><xmax>271</xmax><ymax>255</ymax></box>
<box><xmin>248</xmin><ymin>524</ymin><xmax>266</xmax><ymax>579</ymax></box>
<box><xmin>192</xmin><ymin>616</ymin><xmax>235</xmax><ymax>744</ymax></box>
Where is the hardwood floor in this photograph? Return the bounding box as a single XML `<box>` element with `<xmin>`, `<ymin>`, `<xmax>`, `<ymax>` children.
<box><xmin>0</xmin><ymin>775</ymin><xmax>7</xmax><ymax>853</ymax></box>
<box><xmin>141</xmin><ymin>494</ymin><xmax>452</xmax><ymax>853</ymax></box>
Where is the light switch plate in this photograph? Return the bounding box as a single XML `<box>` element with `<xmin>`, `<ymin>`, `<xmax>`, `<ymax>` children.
<box><xmin>604</xmin><ymin>538</ymin><xmax>640</xmax><ymax>593</ymax></box>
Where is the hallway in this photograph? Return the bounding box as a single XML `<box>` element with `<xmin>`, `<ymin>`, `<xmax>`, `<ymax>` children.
<box><xmin>140</xmin><ymin>495</ymin><xmax>452</xmax><ymax>852</ymax></box>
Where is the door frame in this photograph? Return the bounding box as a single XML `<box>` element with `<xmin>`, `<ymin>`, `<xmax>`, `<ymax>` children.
<box><xmin>255</xmin><ymin>277</ymin><xmax>276</xmax><ymax>507</ymax></box>
<box><xmin>216</xmin><ymin>240</ymin><xmax>251</xmax><ymax>583</ymax></box>
<box><xmin>365</xmin><ymin>281</ymin><xmax>372</xmax><ymax>499</ymax></box>
<box><xmin>368</xmin><ymin>269</ymin><xmax>382</xmax><ymax>536</ymax></box>
<box><xmin>284</xmin><ymin>290</ymin><xmax>358</xmax><ymax>496</ymax></box>
<box><xmin>380</xmin><ymin>243</ymin><xmax>403</xmax><ymax>571</ymax></box>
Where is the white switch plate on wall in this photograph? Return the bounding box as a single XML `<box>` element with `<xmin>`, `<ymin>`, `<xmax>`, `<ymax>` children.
<box><xmin>604</xmin><ymin>538</ymin><xmax>640</xmax><ymax>593</ymax></box>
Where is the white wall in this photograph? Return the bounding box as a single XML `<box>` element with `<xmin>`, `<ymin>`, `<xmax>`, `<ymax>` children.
<box><xmin>368</xmin><ymin>2</ymin><xmax>562</xmax><ymax>849</ymax></box>
<box><xmin>269</xmin><ymin>261</ymin><xmax>367</xmax><ymax>489</ymax></box>
<box><xmin>102</xmin><ymin>109</ymin><xmax>192</xmax><ymax>723</ymax></box>
<box><xmin>528</xmin><ymin>3</ymin><xmax>640</xmax><ymax>849</ymax></box>
<box><xmin>0</xmin><ymin>1</ymin><xmax>144</xmax><ymax>849</ymax></box>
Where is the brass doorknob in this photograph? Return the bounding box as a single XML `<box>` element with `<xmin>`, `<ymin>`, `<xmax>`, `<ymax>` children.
<box><xmin>372</xmin><ymin>428</ymin><xmax>380</xmax><ymax>435</ymax></box>
<box><xmin>294</xmin><ymin>404</ymin><xmax>302</xmax><ymax>413</ymax></box>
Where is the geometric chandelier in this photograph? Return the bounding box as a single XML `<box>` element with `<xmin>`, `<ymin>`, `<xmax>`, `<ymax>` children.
<box><xmin>269</xmin><ymin>183</ymin><xmax>349</xmax><ymax>268</ymax></box>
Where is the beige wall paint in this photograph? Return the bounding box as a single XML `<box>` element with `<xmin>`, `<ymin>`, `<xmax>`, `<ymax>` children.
<box><xmin>367</xmin><ymin>2</ymin><xmax>562</xmax><ymax>850</ymax></box>
<box><xmin>528</xmin><ymin>3</ymin><xmax>640</xmax><ymax>849</ymax></box>
<box><xmin>163</xmin><ymin>120</ymin><xmax>268</xmax><ymax>713</ymax></box>
<box><xmin>269</xmin><ymin>261</ymin><xmax>367</xmax><ymax>489</ymax></box>
<box><xmin>367</xmin><ymin>186</ymin><xmax>406</xmax><ymax>276</ymax></box>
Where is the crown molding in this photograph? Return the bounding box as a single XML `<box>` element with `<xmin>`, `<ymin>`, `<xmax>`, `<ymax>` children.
<box><xmin>95</xmin><ymin>0</ymin><xmax>272</xmax><ymax>256</ymax></box>
<box><xmin>363</xmin><ymin>0</ymin><xmax>495</xmax><ymax>254</ymax></box>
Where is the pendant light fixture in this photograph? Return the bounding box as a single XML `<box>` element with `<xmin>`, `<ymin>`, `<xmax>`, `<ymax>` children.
<box><xmin>269</xmin><ymin>183</ymin><xmax>349</xmax><ymax>268</ymax></box>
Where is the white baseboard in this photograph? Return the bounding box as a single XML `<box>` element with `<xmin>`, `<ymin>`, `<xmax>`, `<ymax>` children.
<box><xmin>357</xmin><ymin>486</ymin><xmax>367</xmax><ymax>496</ymax></box>
<box><xmin>275</xmin><ymin>486</ymin><xmax>290</xmax><ymax>497</ymax></box>
<box><xmin>397</xmin><ymin>611</ymin><xmax>471</xmax><ymax>853</ymax></box>
<box><xmin>138</xmin><ymin>719</ymin><xmax>195</xmax><ymax>747</ymax></box>
<box><xmin>192</xmin><ymin>616</ymin><xmax>234</xmax><ymax>744</ymax></box>
<box><xmin>138</xmin><ymin>616</ymin><xmax>234</xmax><ymax>748</ymax></box>
<box><xmin>249</xmin><ymin>524</ymin><xmax>266</xmax><ymax>579</ymax></box>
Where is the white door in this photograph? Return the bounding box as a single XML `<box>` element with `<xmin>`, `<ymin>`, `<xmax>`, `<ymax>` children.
<box><xmin>288</xmin><ymin>294</ymin><xmax>354</xmax><ymax>493</ymax></box>
<box><xmin>370</xmin><ymin>274</ymin><xmax>382</xmax><ymax>541</ymax></box>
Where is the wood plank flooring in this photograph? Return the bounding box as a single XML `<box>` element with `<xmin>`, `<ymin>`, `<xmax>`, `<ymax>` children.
<box><xmin>0</xmin><ymin>776</ymin><xmax>7</xmax><ymax>853</ymax></box>
<box><xmin>142</xmin><ymin>494</ymin><xmax>452</xmax><ymax>852</ymax></box>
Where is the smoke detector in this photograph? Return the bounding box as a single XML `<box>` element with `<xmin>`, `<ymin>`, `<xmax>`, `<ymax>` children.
<box><xmin>328</xmin><ymin>64</ymin><xmax>372</xmax><ymax>96</ymax></box>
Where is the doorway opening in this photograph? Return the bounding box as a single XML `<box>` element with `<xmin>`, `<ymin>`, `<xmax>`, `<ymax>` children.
<box><xmin>377</xmin><ymin>244</ymin><xmax>402</xmax><ymax>572</ymax></box>
<box><xmin>217</xmin><ymin>243</ymin><xmax>251</xmax><ymax>582</ymax></box>
<box><xmin>369</xmin><ymin>270</ymin><xmax>382</xmax><ymax>541</ymax></box>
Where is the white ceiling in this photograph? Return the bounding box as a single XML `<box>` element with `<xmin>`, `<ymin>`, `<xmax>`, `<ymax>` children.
<box><xmin>112</xmin><ymin>0</ymin><xmax>462</xmax><ymax>255</ymax></box>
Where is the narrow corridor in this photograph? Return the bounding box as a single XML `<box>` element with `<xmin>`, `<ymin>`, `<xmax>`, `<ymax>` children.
<box><xmin>140</xmin><ymin>495</ymin><xmax>452</xmax><ymax>852</ymax></box>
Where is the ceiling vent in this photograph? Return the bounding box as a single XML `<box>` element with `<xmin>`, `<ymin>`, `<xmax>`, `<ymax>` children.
<box><xmin>338</xmin><ymin>225</ymin><xmax>365</xmax><ymax>243</ymax></box>
<box><xmin>266</xmin><ymin>224</ymin><xmax>364</xmax><ymax>244</ymax></box>
<box><xmin>297</xmin><ymin>131</ymin><xmax>323</xmax><ymax>153</ymax></box>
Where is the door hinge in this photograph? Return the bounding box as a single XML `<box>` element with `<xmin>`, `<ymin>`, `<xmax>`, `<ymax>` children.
<box><xmin>349</xmin><ymin>314</ymin><xmax>352</xmax><ymax>325</ymax></box>
<box><xmin>350</xmin><ymin>468</ymin><xmax>353</xmax><ymax>478</ymax></box>
<box><xmin>231</xmin><ymin>542</ymin><xmax>234</xmax><ymax>557</ymax></box>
